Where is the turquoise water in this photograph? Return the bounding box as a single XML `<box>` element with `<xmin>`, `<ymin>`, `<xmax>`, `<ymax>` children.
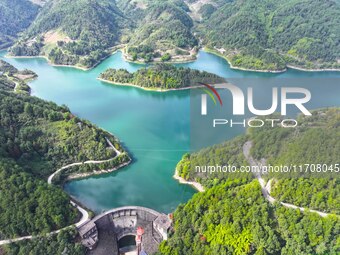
<box><xmin>1</xmin><ymin>50</ymin><xmax>339</xmax><ymax>214</ymax></box>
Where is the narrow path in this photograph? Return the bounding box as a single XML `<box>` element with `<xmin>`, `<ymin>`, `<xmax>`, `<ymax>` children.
<box><xmin>48</xmin><ymin>137</ymin><xmax>121</xmax><ymax>185</ymax></box>
<box><xmin>243</xmin><ymin>141</ymin><xmax>333</xmax><ymax>218</ymax></box>
<box><xmin>0</xmin><ymin>200</ymin><xmax>89</xmax><ymax>245</ymax></box>
<box><xmin>0</xmin><ymin>138</ymin><xmax>123</xmax><ymax>246</ymax></box>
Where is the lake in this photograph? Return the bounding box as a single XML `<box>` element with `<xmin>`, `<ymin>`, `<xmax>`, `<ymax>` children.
<box><xmin>1</xmin><ymin>50</ymin><xmax>339</xmax><ymax>214</ymax></box>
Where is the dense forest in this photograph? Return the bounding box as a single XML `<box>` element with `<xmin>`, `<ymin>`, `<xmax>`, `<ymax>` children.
<box><xmin>100</xmin><ymin>63</ymin><xmax>225</xmax><ymax>89</ymax></box>
<box><xmin>177</xmin><ymin>108</ymin><xmax>340</xmax><ymax>213</ymax></box>
<box><xmin>157</xmin><ymin>180</ymin><xmax>340</xmax><ymax>255</ymax></box>
<box><xmin>198</xmin><ymin>0</ymin><xmax>340</xmax><ymax>70</ymax></box>
<box><xmin>120</xmin><ymin>0</ymin><xmax>198</xmax><ymax>62</ymax></box>
<box><xmin>3</xmin><ymin>228</ymin><xmax>85</xmax><ymax>255</ymax></box>
<box><xmin>248</xmin><ymin>109</ymin><xmax>340</xmax><ymax>214</ymax></box>
<box><xmin>177</xmin><ymin>136</ymin><xmax>251</xmax><ymax>188</ymax></box>
<box><xmin>0</xmin><ymin>159</ymin><xmax>78</xmax><ymax>238</ymax></box>
<box><xmin>249</xmin><ymin>109</ymin><xmax>340</xmax><ymax>170</ymax></box>
<box><xmin>166</xmin><ymin>108</ymin><xmax>340</xmax><ymax>254</ymax></box>
<box><xmin>0</xmin><ymin>67</ymin><xmax>130</xmax><ymax>242</ymax></box>
<box><xmin>9</xmin><ymin>0</ymin><xmax>130</xmax><ymax>68</ymax></box>
<box><xmin>0</xmin><ymin>88</ymin><xmax>128</xmax><ymax>177</ymax></box>
<box><xmin>271</xmin><ymin>178</ymin><xmax>339</xmax><ymax>215</ymax></box>
<box><xmin>5</xmin><ymin>0</ymin><xmax>340</xmax><ymax>70</ymax></box>
<box><xmin>0</xmin><ymin>0</ymin><xmax>39</xmax><ymax>49</ymax></box>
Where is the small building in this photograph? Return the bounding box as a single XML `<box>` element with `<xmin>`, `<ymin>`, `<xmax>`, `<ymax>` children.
<box><xmin>153</xmin><ymin>214</ymin><xmax>172</xmax><ymax>240</ymax></box>
<box><xmin>78</xmin><ymin>221</ymin><xmax>98</xmax><ymax>250</ymax></box>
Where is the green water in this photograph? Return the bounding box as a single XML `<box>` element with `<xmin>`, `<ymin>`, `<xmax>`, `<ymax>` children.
<box><xmin>1</xmin><ymin>50</ymin><xmax>339</xmax><ymax>214</ymax></box>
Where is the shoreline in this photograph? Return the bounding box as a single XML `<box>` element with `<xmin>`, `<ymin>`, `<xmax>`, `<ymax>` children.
<box><xmin>286</xmin><ymin>64</ymin><xmax>340</xmax><ymax>72</ymax></box>
<box><xmin>65</xmin><ymin>159</ymin><xmax>132</xmax><ymax>182</ymax></box>
<box><xmin>97</xmin><ymin>77</ymin><xmax>204</xmax><ymax>92</ymax></box>
<box><xmin>5</xmin><ymin>47</ymin><xmax>340</xmax><ymax>74</ymax></box>
<box><xmin>173</xmin><ymin>168</ymin><xmax>205</xmax><ymax>192</ymax></box>
<box><xmin>5</xmin><ymin>54</ymin><xmax>90</xmax><ymax>71</ymax></box>
<box><xmin>203</xmin><ymin>48</ymin><xmax>287</xmax><ymax>73</ymax></box>
<box><xmin>204</xmin><ymin>48</ymin><xmax>340</xmax><ymax>73</ymax></box>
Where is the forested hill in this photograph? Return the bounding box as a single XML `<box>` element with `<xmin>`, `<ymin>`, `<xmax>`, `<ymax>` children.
<box><xmin>160</xmin><ymin>108</ymin><xmax>340</xmax><ymax>255</ymax></box>
<box><xmin>198</xmin><ymin>0</ymin><xmax>340</xmax><ymax>71</ymax></box>
<box><xmin>158</xmin><ymin>179</ymin><xmax>340</xmax><ymax>255</ymax></box>
<box><xmin>6</xmin><ymin>0</ymin><xmax>340</xmax><ymax>71</ymax></box>
<box><xmin>177</xmin><ymin>108</ymin><xmax>339</xmax><ymax>213</ymax></box>
<box><xmin>120</xmin><ymin>0</ymin><xmax>198</xmax><ymax>63</ymax></box>
<box><xmin>9</xmin><ymin>0</ymin><xmax>130</xmax><ymax>68</ymax></box>
<box><xmin>9</xmin><ymin>0</ymin><xmax>199</xmax><ymax>65</ymax></box>
<box><xmin>99</xmin><ymin>63</ymin><xmax>225</xmax><ymax>90</ymax></box>
<box><xmin>0</xmin><ymin>70</ymin><xmax>129</xmax><ymax>240</ymax></box>
<box><xmin>0</xmin><ymin>0</ymin><xmax>40</xmax><ymax>49</ymax></box>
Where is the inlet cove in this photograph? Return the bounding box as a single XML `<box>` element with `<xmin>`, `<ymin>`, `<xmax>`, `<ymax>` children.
<box><xmin>1</xmin><ymin>50</ymin><xmax>340</xmax><ymax>214</ymax></box>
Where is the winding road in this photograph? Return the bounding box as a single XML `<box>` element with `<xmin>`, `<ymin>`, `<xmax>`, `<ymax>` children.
<box><xmin>0</xmin><ymin>138</ymin><xmax>123</xmax><ymax>246</ymax></box>
<box><xmin>243</xmin><ymin>141</ymin><xmax>335</xmax><ymax>218</ymax></box>
<box><xmin>0</xmin><ymin>139</ymin><xmax>336</xmax><ymax>246</ymax></box>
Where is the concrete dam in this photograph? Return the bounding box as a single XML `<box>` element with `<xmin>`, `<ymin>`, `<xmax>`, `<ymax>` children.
<box><xmin>78</xmin><ymin>206</ymin><xmax>172</xmax><ymax>255</ymax></box>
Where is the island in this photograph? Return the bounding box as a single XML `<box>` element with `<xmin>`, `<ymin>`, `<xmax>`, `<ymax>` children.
<box><xmin>98</xmin><ymin>63</ymin><xmax>225</xmax><ymax>91</ymax></box>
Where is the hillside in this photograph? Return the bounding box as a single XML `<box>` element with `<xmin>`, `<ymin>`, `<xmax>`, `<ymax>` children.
<box><xmin>0</xmin><ymin>59</ymin><xmax>37</xmax><ymax>93</ymax></box>
<box><xmin>164</xmin><ymin>108</ymin><xmax>340</xmax><ymax>254</ymax></box>
<box><xmin>177</xmin><ymin>108</ymin><xmax>340</xmax><ymax>213</ymax></box>
<box><xmin>0</xmin><ymin>0</ymin><xmax>40</xmax><ymax>49</ymax></box>
<box><xmin>198</xmin><ymin>0</ymin><xmax>340</xmax><ymax>71</ymax></box>
<box><xmin>99</xmin><ymin>63</ymin><xmax>225</xmax><ymax>90</ymax></box>
<box><xmin>9</xmin><ymin>0</ymin><xmax>130</xmax><ymax>68</ymax></box>
<box><xmin>7</xmin><ymin>0</ymin><xmax>339</xmax><ymax>71</ymax></box>
<box><xmin>9</xmin><ymin>0</ymin><xmax>199</xmax><ymax>65</ymax></box>
<box><xmin>158</xmin><ymin>180</ymin><xmax>340</xmax><ymax>255</ymax></box>
<box><xmin>0</xmin><ymin>66</ymin><xmax>130</xmax><ymax>239</ymax></box>
<box><xmin>120</xmin><ymin>0</ymin><xmax>198</xmax><ymax>63</ymax></box>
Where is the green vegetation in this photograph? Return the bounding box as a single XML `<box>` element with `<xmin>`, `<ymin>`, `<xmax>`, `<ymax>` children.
<box><xmin>8</xmin><ymin>0</ymin><xmax>339</xmax><ymax>70</ymax></box>
<box><xmin>0</xmin><ymin>159</ymin><xmax>78</xmax><ymax>238</ymax></box>
<box><xmin>123</xmin><ymin>0</ymin><xmax>197</xmax><ymax>62</ymax></box>
<box><xmin>3</xmin><ymin>228</ymin><xmax>85</xmax><ymax>255</ymax></box>
<box><xmin>158</xmin><ymin>180</ymin><xmax>340</xmax><ymax>255</ymax></box>
<box><xmin>0</xmin><ymin>60</ymin><xmax>37</xmax><ymax>94</ymax></box>
<box><xmin>9</xmin><ymin>0</ymin><xmax>130</xmax><ymax>68</ymax></box>
<box><xmin>9</xmin><ymin>0</ymin><xmax>198</xmax><ymax>65</ymax></box>
<box><xmin>0</xmin><ymin>0</ymin><xmax>39</xmax><ymax>49</ymax></box>
<box><xmin>0</xmin><ymin>65</ymin><xmax>130</xmax><ymax>239</ymax></box>
<box><xmin>177</xmin><ymin>136</ymin><xmax>251</xmax><ymax>188</ymax></box>
<box><xmin>198</xmin><ymin>0</ymin><xmax>340</xmax><ymax>71</ymax></box>
<box><xmin>271</xmin><ymin>178</ymin><xmax>339</xmax><ymax>214</ymax></box>
<box><xmin>250</xmin><ymin>109</ymin><xmax>340</xmax><ymax>169</ymax></box>
<box><xmin>199</xmin><ymin>4</ymin><xmax>217</xmax><ymax>19</ymax></box>
<box><xmin>176</xmin><ymin>108</ymin><xmax>339</xmax><ymax>214</ymax></box>
<box><xmin>99</xmin><ymin>63</ymin><xmax>225</xmax><ymax>90</ymax></box>
<box><xmin>0</xmin><ymin>88</ymin><xmax>128</xmax><ymax>177</ymax></box>
<box><xmin>248</xmin><ymin>109</ymin><xmax>340</xmax><ymax>214</ymax></box>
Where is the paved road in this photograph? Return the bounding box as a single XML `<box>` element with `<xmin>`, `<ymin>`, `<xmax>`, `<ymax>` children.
<box><xmin>48</xmin><ymin>137</ymin><xmax>121</xmax><ymax>185</ymax></box>
<box><xmin>0</xmin><ymin>138</ymin><xmax>122</xmax><ymax>246</ymax></box>
<box><xmin>243</xmin><ymin>141</ymin><xmax>333</xmax><ymax>218</ymax></box>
